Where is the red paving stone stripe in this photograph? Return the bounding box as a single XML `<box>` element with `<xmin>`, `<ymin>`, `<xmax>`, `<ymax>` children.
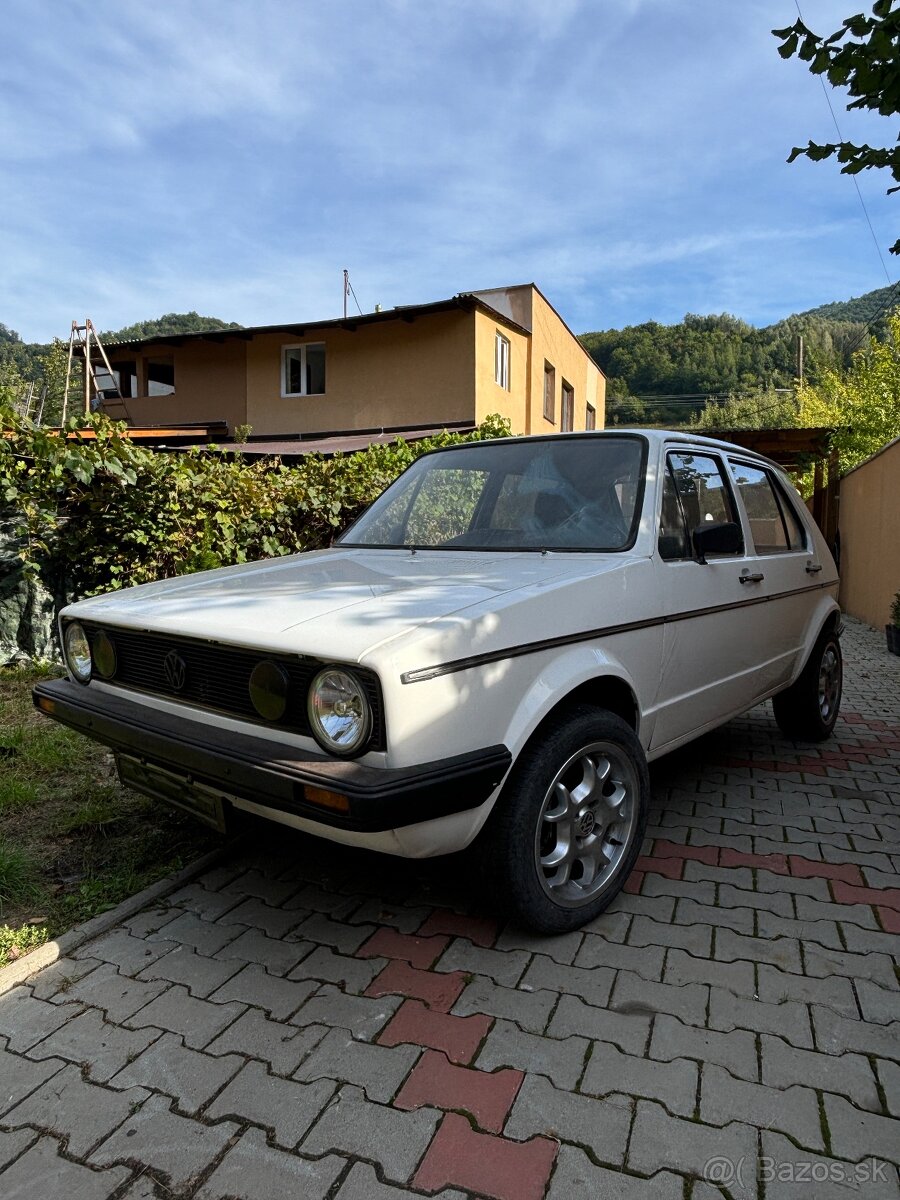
<box><xmin>653</xmin><ymin>840</ymin><xmax>718</xmax><ymax>865</ymax></box>
<box><xmin>877</xmin><ymin>907</ymin><xmax>900</xmax><ymax>934</ymax></box>
<box><xmin>364</xmin><ymin>961</ymin><xmax>467</xmax><ymax>1013</ymax></box>
<box><xmin>413</xmin><ymin>1112</ymin><xmax>557</xmax><ymax>1200</ymax></box>
<box><xmin>720</xmin><ymin>849</ymin><xmax>789</xmax><ymax>873</ymax></box>
<box><xmin>623</xmin><ymin>871</ymin><xmax>644</xmax><ymax>895</ymax></box>
<box><xmin>634</xmin><ymin>855</ymin><xmax>684</xmax><ymax>881</ymax></box>
<box><xmin>393</xmin><ymin>1049</ymin><xmax>524</xmax><ymax>1133</ymax></box>
<box><xmin>378</xmin><ymin>999</ymin><xmax>492</xmax><ymax>1065</ymax></box>
<box><xmin>789</xmin><ymin>857</ymin><xmax>864</xmax><ymax>886</ymax></box>
<box><xmin>356</xmin><ymin>928</ymin><xmax>449</xmax><ymax>970</ymax></box>
<box><xmin>417</xmin><ymin>910</ymin><xmax>500</xmax><ymax>948</ymax></box>
<box><xmin>832</xmin><ymin>882</ymin><xmax>900</xmax><ymax>911</ymax></box>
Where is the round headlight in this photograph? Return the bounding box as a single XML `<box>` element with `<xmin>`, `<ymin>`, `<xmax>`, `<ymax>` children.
<box><xmin>308</xmin><ymin>667</ymin><xmax>372</xmax><ymax>755</ymax></box>
<box><xmin>64</xmin><ymin>622</ymin><xmax>92</xmax><ymax>684</ymax></box>
<box><xmin>93</xmin><ymin>630</ymin><xmax>117</xmax><ymax>679</ymax></box>
<box><xmin>249</xmin><ymin>659</ymin><xmax>290</xmax><ymax>721</ymax></box>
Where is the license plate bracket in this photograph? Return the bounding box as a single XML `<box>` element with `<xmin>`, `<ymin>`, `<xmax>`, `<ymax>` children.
<box><xmin>116</xmin><ymin>754</ymin><xmax>229</xmax><ymax>832</ymax></box>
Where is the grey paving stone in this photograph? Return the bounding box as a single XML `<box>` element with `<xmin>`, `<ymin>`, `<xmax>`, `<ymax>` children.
<box><xmin>628</xmin><ymin>914</ymin><xmax>713</xmax><ymax>956</ymax></box>
<box><xmin>824</xmin><ymin>1093</ymin><xmax>900</xmax><ymax>1166</ymax></box>
<box><xmin>90</xmin><ymin>1093</ymin><xmax>238</xmax><ymax>1190</ymax></box>
<box><xmin>219</xmin><ymin>868</ymin><xmax>299</xmax><ymax>906</ymax></box>
<box><xmin>752</xmin><ymin>915</ymin><xmax>842</xmax><ymax>954</ymax></box>
<box><xmin>452</xmin><ymin>976</ymin><xmax>556</xmax><ymax>1033</ymax></box>
<box><xmin>74</xmin><ymin>929</ymin><xmax>177</xmax><ymax>973</ymax></box>
<box><xmin>802</xmin><ymin>942</ymin><xmax>898</xmax><ymax>989</ymax></box>
<box><xmin>0</xmin><ymin>1044</ymin><xmax>65</xmax><ymax>1116</ymax></box>
<box><xmin>664</xmin><ymin>947</ymin><xmax>755</xmax><ymax>996</ymax></box>
<box><xmin>215</xmin><ymin>896</ymin><xmax>307</xmax><ymax>938</ymax></box>
<box><xmin>700</xmin><ymin>1063</ymin><xmax>823</xmax><ymax>1150</ymax></box>
<box><xmin>108</xmin><ymin>1031</ymin><xmax>244</xmax><ymax>1113</ymax></box>
<box><xmin>756</xmin><ymin>837</ymin><xmax>824</xmax><ymax>858</ymax></box>
<box><xmin>580</xmin><ymin>907</ymin><xmax>631</xmax><ymax>942</ymax></box>
<box><xmin>196</xmin><ymin>1127</ymin><xmax>344</xmax><ymax>1200</ymax></box>
<box><xmin>547</xmin><ymin>1144</ymin><xmax>684</xmax><ymax>1200</ymax></box>
<box><xmin>841</xmin><ymin>923</ymin><xmax>900</xmax><ymax>956</ymax></box>
<box><xmin>757</xmin><ymin>964</ymin><xmax>858</xmax><ymax>1016</ymax></box>
<box><xmin>520</xmin><ymin>954</ymin><xmax>615</xmax><ymax>1009</ymax></box>
<box><xmin>812</xmin><ymin>1008</ymin><xmax>900</xmax><ymax>1060</ymax></box>
<box><xmin>505</xmin><ymin>1072</ymin><xmax>631</xmax><ymax>1164</ymax></box>
<box><xmin>165</xmin><ymin>882</ymin><xmax>244</xmax><ymax>921</ymax></box>
<box><xmin>28</xmin><ymin>956</ymin><xmax>103</xmax><ymax>1001</ymax></box>
<box><xmin>293</xmin><ymin>1027</ymin><xmax>419</xmax><ymax>1102</ymax></box>
<box><xmin>347</xmin><ymin>899</ymin><xmax>431</xmax><ymax>932</ymax></box>
<box><xmin>611</xmin><ymin>970</ymin><xmax>708</xmax><ymax>1026</ymax></box>
<box><xmin>642</xmin><ymin>875</ymin><xmax>717</xmax><ymax>904</ymax></box>
<box><xmin>796</xmin><ymin>895</ymin><xmax>879</xmax><ymax>928</ymax></box>
<box><xmin>548</xmin><ymin>994</ymin><xmax>651</xmax><ymax>1057</ymax></box>
<box><xmin>575</xmin><ymin>932</ymin><xmax>665</xmax><ymax>980</ymax></box>
<box><xmin>434</xmin><ymin>939</ymin><xmax>530</xmax><ymax>987</ymax></box>
<box><xmin>609</xmin><ymin>892</ymin><xmax>676</xmax><ymax>922</ymax></box>
<box><xmin>137</xmin><ymin>944</ymin><xmax>244</xmax><ymax>998</ymax></box>
<box><xmin>287</xmin><ymin>945</ymin><xmax>385</xmax><ymax>993</ymax></box>
<box><xmin>856</xmin><ymin>978</ymin><xmax>900</xmax><ymax>1025</ymax></box>
<box><xmin>204</xmin><ymin>1059</ymin><xmax>335</xmax><ymax>1147</ymax></box>
<box><xmin>628</xmin><ymin>1100</ymin><xmax>758</xmax><ymax>1200</ymax></box>
<box><xmin>684</xmin><ymin>860</ymin><xmax>754</xmax><ymax>888</ymax></box>
<box><xmin>27</xmin><ymin>1008</ymin><xmax>160</xmax><ymax>1083</ymax></box>
<box><xmin>721</xmin><ymin>884</ymin><xmax>796</xmax><ymax>917</ymax></box>
<box><xmin>59</xmin><ymin>963</ymin><xmax>168</xmax><ymax>1023</ymax></box>
<box><xmin>494</xmin><ymin>926</ymin><xmax>583</xmax><ymax>964</ymax></box>
<box><xmin>714</xmin><ymin>928</ymin><xmax>802</xmax><ymax>972</ymax></box>
<box><xmin>291</xmin><ymin>912</ymin><xmax>375</xmax><ymax>953</ymax></box>
<box><xmin>205</xmin><ymin>1009</ymin><xmax>326</xmax><ymax>1076</ymax></box>
<box><xmin>0</xmin><ymin>1128</ymin><xmax>35</xmax><ymax>1171</ymax></box>
<box><xmin>0</xmin><ymin>1136</ymin><xmax>131</xmax><ymax>1200</ymax></box>
<box><xmin>125</xmin><ymin>984</ymin><xmax>245</xmax><ymax>1050</ymax></box>
<box><xmin>335</xmin><ymin>1161</ymin><xmax>467</xmax><ymax>1200</ymax></box>
<box><xmin>215</xmin><ymin>928</ymin><xmax>313</xmax><ymax>975</ymax></box>
<box><xmin>300</xmin><ymin>1083</ymin><xmax>440</xmax><ymax>1184</ymax></box>
<box><xmin>0</xmin><ymin>988</ymin><xmax>81</xmax><ymax>1052</ymax></box>
<box><xmin>284</xmin><ymin>885</ymin><xmax>360</xmax><ymax>918</ymax></box>
<box><xmin>709</xmin><ymin>988</ymin><xmax>813</xmax><ymax>1047</ymax></box>
<box><xmin>760</xmin><ymin>1034</ymin><xmax>881</xmax><ymax>1112</ymax></box>
<box><xmin>3</xmin><ymin>1064</ymin><xmax>149</xmax><ymax>1157</ymax></box>
<box><xmin>760</xmin><ymin>1130</ymin><xmax>900</xmax><ymax>1200</ymax></box>
<box><xmin>144</xmin><ymin>912</ymin><xmax>238</xmax><ymax>956</ymax></box>
<box><xmin>878</xmin><ymin>1058</ymin><xmax>900</xmax><ymax>1119</ymax></box>
<box><xmin>292</xmin><ymin>983</ymin><xmax>400</xmax><ymax>1040</ymax></box>
<box><xmin>582</xmin><ymin>1039</ymin><xmax>698</xmax><ymax>1116</ymax></box>
<box><xmin>208</xmin><ymin>963</ymin><xmax>318</xmax><ymax>1019</ymax></box>
<box><xmin>650</xmin><ymin>1014</ymin><xmax>758</xmax><ymax>1081</ymax></box>
<box><xmin>756</xmin><ymin>869</ymin><xmax>830</xmax><ymax>899</ymax></box>
<box><xmin>478</xmin><ymin>1016</ymin><xmax>590</xmax><ymax>1089</ymax></box>
<box><xmin>673</xmin><ymin>898</ymin><xmax>755</xmax><ymax>934</ymax></box>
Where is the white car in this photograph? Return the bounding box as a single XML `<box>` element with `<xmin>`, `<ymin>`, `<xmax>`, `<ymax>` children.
<box><xmin>35</xmin><ymin>430</ymin><xmax>841</xmax><ymax>932</ymax></box>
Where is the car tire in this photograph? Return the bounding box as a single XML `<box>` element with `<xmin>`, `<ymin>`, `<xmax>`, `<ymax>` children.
<box><xmin>480</xmin><ymin>705</ymin><xmax>649</xmax><ymax>934</ymax></box>
<box><xmin>772</xmin><ymin>627</ymin><xmax>842</xmax><ymax>742</ymax></box>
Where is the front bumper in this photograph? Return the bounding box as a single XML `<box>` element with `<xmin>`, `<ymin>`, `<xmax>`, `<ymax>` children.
<box><xmin>33</xmin><ymin>679</ymin><xmax>511</xmax><ymax>833</ymax></box>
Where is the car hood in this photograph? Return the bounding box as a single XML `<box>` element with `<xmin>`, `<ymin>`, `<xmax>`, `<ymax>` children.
<box><xmin>63</xmin><ymin>546</ymin><xmax>637</xmax><ymax>664</ymax></box>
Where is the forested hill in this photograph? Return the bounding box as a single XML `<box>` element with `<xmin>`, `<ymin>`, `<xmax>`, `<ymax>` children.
<box><xmin>795</xmin><ymin>282</ymin><xmax>898</xmax><ymax>328</ymax></box>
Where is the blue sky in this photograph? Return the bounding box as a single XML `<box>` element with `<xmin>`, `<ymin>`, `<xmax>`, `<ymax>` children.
<box><xmin>2</xmin><ymin>0</ymin><xmax>896</xmax><ymax>343</ymax></box>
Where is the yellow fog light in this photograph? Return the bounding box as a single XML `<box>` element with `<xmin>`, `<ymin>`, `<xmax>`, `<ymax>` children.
<box><xmin>248</xmin><ymin>660</ymin><xmax>290</xmax><ymax>721</ymax></box>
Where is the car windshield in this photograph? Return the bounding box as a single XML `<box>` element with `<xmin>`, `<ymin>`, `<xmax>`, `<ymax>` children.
<box><xmin>339</xmin><ymin>435</ymin><xmax>646</xmax><ymax>552</ymax></box>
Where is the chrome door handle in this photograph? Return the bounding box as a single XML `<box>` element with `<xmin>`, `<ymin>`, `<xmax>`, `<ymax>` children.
<box><xmin>739</xmin><ymin>572</ymin><xmax>765</xmax><ymax>584</ymax></box>
<box><xmin>806</xmin><ymin>562</ymin><xmax>823</xmax><ymax>574</ymax></box>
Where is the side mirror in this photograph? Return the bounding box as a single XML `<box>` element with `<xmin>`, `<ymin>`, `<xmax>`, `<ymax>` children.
<box><xmin>692</xmin><ymin>521</ymin><xmax>742</xmax><ymax>564</ymax></box>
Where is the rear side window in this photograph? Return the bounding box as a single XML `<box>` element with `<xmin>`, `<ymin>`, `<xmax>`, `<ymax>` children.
<box><xmin>730</xmin><ymin>462</ymin><xmax>806</xmax><ymax>553</ymax></box>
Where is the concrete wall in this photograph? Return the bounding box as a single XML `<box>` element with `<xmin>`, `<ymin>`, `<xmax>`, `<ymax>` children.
<box><xmin>473</xmin><ymin>309</ymin><xmax>532</xmax><ymax>434</ymax></box>
<box><xmin>245</xmin><ymin>311</ymin><xmax>477</xmax><ymax>436</ymax></box>
<box><xmin>838</xmin><ymin>436</ymin><xmax>900</xmax><ymax>629</ymax></box>
<box><xmin>110</xmin><ymin>340</ymin><xmax>248</xmax><ymax>431</ymax></box>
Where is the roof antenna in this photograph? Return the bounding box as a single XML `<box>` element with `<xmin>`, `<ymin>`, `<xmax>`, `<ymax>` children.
<box><xmin>343</xmin><ymin>269</ymin><xmax>349</xmax><ymax>319</ymax></box>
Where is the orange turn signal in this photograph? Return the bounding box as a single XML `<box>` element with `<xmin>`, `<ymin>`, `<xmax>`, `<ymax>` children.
<box><xmin>37</xmin><ymin>696</ymin><xmax>56</xmax><ymax>715</ymax></box>
<box><xmin>303</xmin><ymin>786</ymin><xmax>351</xmax><ymax>814</ymax></box>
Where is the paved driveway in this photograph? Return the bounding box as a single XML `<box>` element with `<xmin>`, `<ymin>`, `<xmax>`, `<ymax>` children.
<box><xmin>1</xmin><ymin>618</ymin><xmax>898</xmax><ymax>1200</ymax></box>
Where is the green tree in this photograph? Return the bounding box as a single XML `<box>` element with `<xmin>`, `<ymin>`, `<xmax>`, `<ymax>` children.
<box><xmin>773</xmin><ymin>1</ymin><xmax>900</xmax><ymax>252</ymax></box>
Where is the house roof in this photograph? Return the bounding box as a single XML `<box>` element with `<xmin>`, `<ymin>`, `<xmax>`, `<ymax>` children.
<box><xmin>95</xmin><ymin>292</ymin><xmax>533</xmax><ymax>353</ymax></box>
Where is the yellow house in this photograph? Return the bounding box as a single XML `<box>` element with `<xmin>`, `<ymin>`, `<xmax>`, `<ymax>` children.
<box><xmin>97</xmin><ymin>284</ymin><xmax>605</xmax><ymax>439</ymax></box>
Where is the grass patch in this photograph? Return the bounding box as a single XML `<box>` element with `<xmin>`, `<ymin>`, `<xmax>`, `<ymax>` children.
<box><xmin>0</xmin><ymin>665</ymin><xmax>220</xmax><ymax>967</ymax></box>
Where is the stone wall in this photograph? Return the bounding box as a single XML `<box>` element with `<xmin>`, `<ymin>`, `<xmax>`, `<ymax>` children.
<box><xmin>0</xmin><ymin>523</ymin><xmax>59</xmax><ymax>664</ymax></box>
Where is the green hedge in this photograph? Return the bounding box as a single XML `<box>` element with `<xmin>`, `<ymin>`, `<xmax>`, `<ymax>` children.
<box><xmin>1</xmin><ymin>410</ymin><xmax>512</xmax><ymax>605</ymax></box>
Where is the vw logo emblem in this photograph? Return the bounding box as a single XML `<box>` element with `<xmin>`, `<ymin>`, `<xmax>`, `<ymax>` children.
<box><xmin>163</xmin><ymin>650</ymin><xmax>188</xmax><ymax>693</ymax></box>
<box><xmin>577</xmin><ymin>810</ymin><xmax>596</xmax><ymax>838</ymax></box>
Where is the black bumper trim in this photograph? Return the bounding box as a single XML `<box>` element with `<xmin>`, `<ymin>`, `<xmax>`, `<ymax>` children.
<box><xmin>33</xmin><ymin>679</ymin><xmax>511</xmax><ymax>833</ymax></box>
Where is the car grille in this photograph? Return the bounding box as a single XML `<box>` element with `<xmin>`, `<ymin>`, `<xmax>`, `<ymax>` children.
<box><xmin>79</xmin><ymin>622</ymin><xmax>386</xmax><ymax>753</ymax></box>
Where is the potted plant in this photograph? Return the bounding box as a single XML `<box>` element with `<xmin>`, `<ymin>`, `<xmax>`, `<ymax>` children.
<box><xmin>888</xmin><ymin>591</ymin><xmax>900</xmax><ymax>656</ymax></box>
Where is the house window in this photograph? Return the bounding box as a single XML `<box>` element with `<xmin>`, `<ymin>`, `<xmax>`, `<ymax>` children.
<box><xmin>146</xmin><ymin>358</ymin><xmax>175</xmax><ymax>396</ymax></box>
<box><xmin>283</xmin><ymin>343</ymin><xmax>326</xmax><ymax>396</ymax></box>
<box><xmin>585</xmin><ymin>403</ymin><xmax>596</xmax><ymax>431</ymax></box>
<box><xmin>495</xmin><ymin>332</ymin><xmax>510</xmax><ymax>390</ymax></box>
<box><xmin>561</xmin><ymin>381</ymin><xmax>574</xmax><ymax>432</ymax></box>
<box><xmin>543</xmin><ymin>362</ymin><xmax>555</xmax><ymax>422</ymax></box>
<box><xmin>95</xmin><ymin>360</ymin><xmax>138</xmax><ymax>399</ymax></box>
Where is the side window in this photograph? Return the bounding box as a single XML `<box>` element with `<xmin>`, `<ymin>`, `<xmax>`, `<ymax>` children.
<box><xmin>667</xmin><ymin>452</ymin><xmax>739</xmax><ymax>555</ymax></box>
<box><xmin>772</xmin><ymin>477</ymin><xmax>808</xmax><ymax>551</ymax></box>
<box><xmin>658</xmin><ymin>466</ymin><xmax>690</xmax><ymax>560</ymax></box>
<box><xmin>730</xmin><ymin>462</ymin><xmax>805</xmax><ymax>554</ymax></box>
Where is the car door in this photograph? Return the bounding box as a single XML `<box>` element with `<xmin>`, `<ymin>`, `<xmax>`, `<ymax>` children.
<box><xmin>649</xmin><ymin>446</ymin><xmax>772</xmax><ymax>753</ymax></box>
<box><xmin>726</xmin><ymin>457</ymin><xmax>818</xmax><ymax>683</ymax></box>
